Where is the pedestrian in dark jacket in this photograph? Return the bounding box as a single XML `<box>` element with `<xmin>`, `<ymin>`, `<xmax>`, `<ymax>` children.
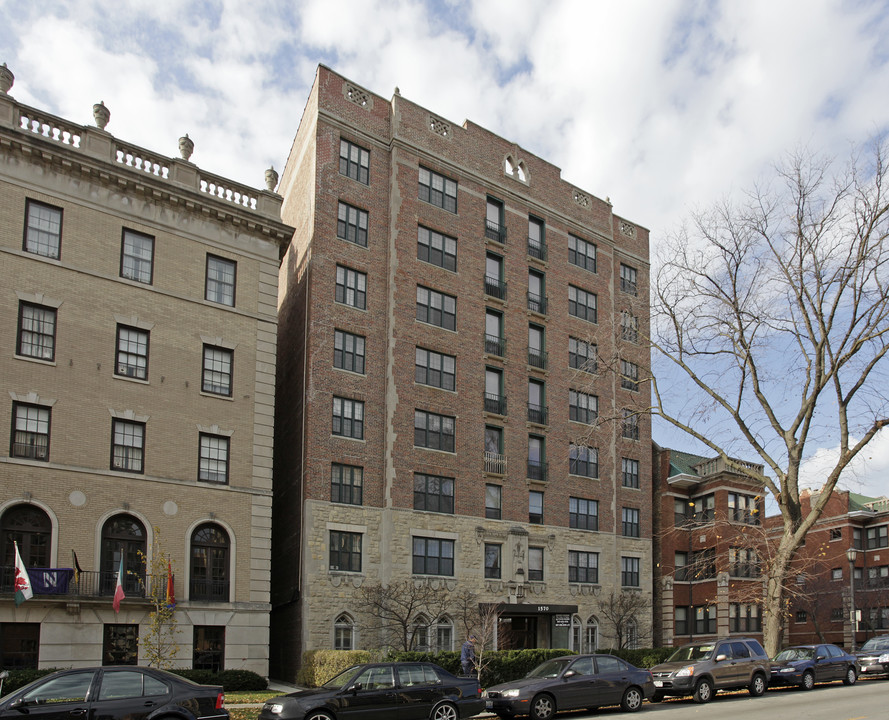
<box><xmin>461</xmin><ymin>634</ymin><xmax>477</xmax><ymax>676</ymax></box>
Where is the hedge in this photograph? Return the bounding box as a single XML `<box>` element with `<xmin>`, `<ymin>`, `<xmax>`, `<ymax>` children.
<box><xmin>0</xmin><ymin>668</ymin><xmax>61</xmax><ymax>694</ymax></box>
<box><xmin>296</xmin><ymin>650</ymin><xmax>373</xmax><ymax>688</ymax></box>
<box><xmin>170</xmin><ymin>669</ymin><xmax>267</xmax><ymax>691</ymax></box>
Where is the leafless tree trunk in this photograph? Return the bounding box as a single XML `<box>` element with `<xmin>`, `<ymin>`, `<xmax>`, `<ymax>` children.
<box><xmin>354</xmin><ymin>579</ymin><xmax>450</xmax><ymax>652</ymax></box>
<box><xmin>597</xmin><ymin>591</ymin><xmax>651</xmax><ymax>649</ymax></box>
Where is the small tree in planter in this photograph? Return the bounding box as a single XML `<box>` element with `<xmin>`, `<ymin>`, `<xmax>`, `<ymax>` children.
<box><xmin>135</xmin><ymin>528</ymin><xmax>181</xmax><ymax>668</ymax></box>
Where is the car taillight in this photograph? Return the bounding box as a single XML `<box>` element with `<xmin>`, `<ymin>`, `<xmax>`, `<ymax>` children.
<box><xmin>216</xmin><ymin>692</ymin><xmax>226</xmax><ymax>710</ymax></box>
<box><xmin>477</xmin><ymin>684</ymin><xmax>483</xmax><ymax>696</ymax></box>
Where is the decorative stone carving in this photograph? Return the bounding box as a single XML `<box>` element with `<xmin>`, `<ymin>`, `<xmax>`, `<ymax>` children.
<box><xmin>573</xmin><ymin>189</ymin><xmax>590</xmax><ymax>208</ymax></box>
<box><xmin>429</xmin><ymin>115</ymin><xmax>450</xmax><ymax>138</ymax></box>
<box><xmin>265</xmin><ymin>166</ymin><xmax>279</xmax><ymax>192</ymax></box>
<box><xmin>344</xmin><ymin>83</ymin><xmax>372</xmax><ymax>109</ymax></box>
<box><xmin>93</xmin><ymin>101</ymin><xmax>110</xmax><ymax>130</ymax></box>
<box><xmin>1</xmin><ymin>63</ymin><xmax>15</xmax><ymax>94</ymax></box>
<box><xmin>178</xmin><ymin>134</ymin><xmax>194</xmax><ymax>161</ymax></box>
<box><xmin>620</xmin><ymin>220</ymin><xmax>636</xmax><ymax>238</ymax></box>
<box><xmin>569</xmin><ymin>583</ymin><xmax>601</xmax><ymax>596</ymax></box>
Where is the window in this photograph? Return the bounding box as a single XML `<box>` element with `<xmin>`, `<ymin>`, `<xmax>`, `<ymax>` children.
<box><xmin>416</xmin><ymin>286</ymin><xmax>455</xmax><ymax>330</ymax></box>
<box><xmin>831</xmin><ymin>567</ymin><xmax>843</xmax><ymax>581</ymax></box>
<box><xmin>795</xmin><ymin>610</ymin><xmax>808</xmax><ymax>623</ymax></box>
<box><xmin>695</xmin><ymin>606</ymin><xmax>716</xmax><ymax>634</ymax></box>
<box><xmin>485</xmin><ymin>309</ymin><xmax>504</xmax><ymax>355</ymax></box>
<box><xmin>691</xmin><ymin>494</ymin><xmax>715</xmax><ymax>523</ymax></box>
<box><xmin>329</xmin><ymin>531</ymin><xmax>362</xmax><ymax>572</ymax></box>
<box><xmin>103</xmin><ymin>625</ymin><xmax>138</xmax><ymax>665</ymax></box>
<box><xmin>418</xmin><ymin>167</ymin><xmax>457</xmax><ymax>212</ymax></box>
<box><xmin>621</xmin><ymin>312</ymin><xmax>638</xmax><ymax>343</ymax></box>
<box><xmin>413</xmin><ymin>537</ymin><xmax>454</xmax><ymax>576</ymax></box>
<box><xmin>622</xmin><ymin>458</ymin><xmax>640</xmax><ymax>488</ymax></box>
<box><xmin>675</xmin><ymin>607</ymin><xmax>690</xmax><ymax>636</ymax></box>
<box><xmin>202</xmin><ymin>345</ymin><xmax>233</xmax><ymax>396</ymax></box>
<box><xmin>334</xmin><ymin>613</ymin><xmax>355</xmax><ymax>650</ymax></box>
<box><xmin>569</xmin><ymin>234</ymin><xmax>596</xmax><ymax>272</ymax></box>
<box><xmin>528</xmin><ymin>547</ymin><xmax>544</xmax><ymax>581</ymax></box>
<box><xmin>190</xmin><ymin>524</ymin><xmax>230</xmax><ymax>601</ymax></box>
<box><xmin>120</xmin><ymin>229</ymin><xmax>154</xmax><ymax>284</ymax></box>
<box><xmin>485</xmin><ymin>543</ymin><xmax>501</xmax><ymax>578</ymax></box>
<box><xmin>569</xmin><ymin>390</ymin><xmax>598</xmax><ymax>425</ymax></box>
<box><xmin>0</xmin><ymin>622</ymin><xmax>39</xmax><ymax>669</ymax></box>
<box><xmin>100</xmin><ymin>515</ymin><xmax>146</xmax><ymax>596</ymax></box>
<box><xmin>336</xmin><ymin>265</ymin><xmax>367</xmax><ymax>310</ymax></box>
<box><xmin>11</xmin><ymin>403</ymin><xmax>50</xmax><ymax>461</ymax></box>
<box><xmin>115</xmin><ymin>326</ymin><xmax>149</xmax><ymax>380</ymax></box>
<box><xmin>24</xmin><ymin>200</ymin><xmax>62</xmax><ymax>258</ymax></box>
<box><xmin>569</xmin><ymin>443</ymin><xmax>598</xmax><ymax>478</ymax></box>
<box><xmin>332</xmin><ymin>396</ymin><xmax>364</xmax><ymax>439</ymax></box>
<box><xmin>620</xmin><ymin>264</ymin><xmax>637</xmax><ymax>295</ymax></box>
<box><xmin>729</xmin><ymin>547</ymin><xmax>759</xmax><ymax>577</ymax></box>
<box><xmin>205</xmin><ymin>255</ymin><xmax>236</xmax><ymax>306</ymax></box>
<box><xmin>485</xmin><ymin>252</ymin><xmax>506</xmax><ymax>299</ymax></box>
<box><xmin>868</xmin><ymin>565</ymin><xmax>889</xmax><ymax>587</ymax></box>
<box><xmin>337</xmin><ymin>202</ymin><xmax>368</xmax><ymax>247</ymax></box>
<box><xmin>485</xmin><ymin>367</ymin><xmax>506</xmax><ymax>415</ymax></box>
<box><xmin>198</xmin><ymin>434</ymin><xmax>229</xmax><ymax>484</ymax></box>
<box><xmin>569</xmin><ymin>285</ymin><xmax>597</xmax><ymax>323</ymax></box>
<box><xmin>334</xmin><ymin>330</ymin><xmax>366</xmax><ymax>374</ymax></box>
<box><xmin>17</xmin><ymin>302</ymin><xmax>56</xmax><ymax>361</ymax></box>
<box><xmin>569</xmin><ymin>550</ymin><xmax>598</xmax><ymax>584</ymax></box>
<box><xmin>436</xmin><ymin>619</ymin><xmax>454</xmax><ymax>651</ymax></box>
<box><xmin>620</xmin><ymin>360</ymin><xmax>639</xmax><ymax>391</ymax></box>
<box><xmin>528</xmin><ymin>436</ymin><xmax>546</xmax><ymax>482</ymax></box>
<box><xmin>414</xmin><ymin>409</ymin><xmax>455</xmax><ymax>452</ymax></box>
<box><xmin>689</xmin><ymin>548</ymin><xmax>716</xmax><ymax>580</ymax></box>
<box><xmin>829</xmin><ymin>528</ymin><xmax>842</xmax><ymax>541</ymax></box>
<box><xmin>866</xmin><ymin>526</ymin><xmax>888</xmax><ymax>549</ymax></box>
<box><xmin>831</xmin><ymin>607</ymin><xmax>844</xmax><ymax>622</ymax></box>
<box><xmin>529</xmin><ymin>490</ymin><xmax>544</xmax><ymax>524</ymax></box>
<box><xmin>414</xmin><ymin>473</ymin><xmax>455</xmax><ymax>514</ymax></box>
<box><xmin>418</xmin><ymin>226</ymin><xmax>457</xmax><ymax>271</ymax></box>
<box><xmin>728</xmin><ymin>492</ymin><xmax>760</xmax><ymax>524</ymax></box>
<box><xmin>528</xmin><ymin>269</ymin><xmax>547</xmax><ymax>314</ymax></box>
<box><xmin>621</xmin><ymin>409</ymin><xmax>639</xmax><ymax>440</ymax></box>
<box><xmin>674</xmin><ymin>552</ymin><xmax>689</xmax><ymax>581</ymax></box>
<box><xmin>528</xmin><ymin>324</ymin><xmax>547</xmax><ymax>370</ymax></box>
<box><xmin>569</xmin><ymin>497</ymin><xmax>599</xmax><ymax>531</ymax></box>
<box><xmin>485</xmin><ymin>484</ymin><xmax>502</xmax><ymax>519</ymax></box>
<box><xmin>193</xmin><ymin>626</ymin><xmax>224</xmax><ymax>671</ymax></box>
<box><xmin>854</xmin><ymin>528</ymin><xmax>863</xmax><ymax>550</ymax></box>
<box><xmin>485</xmin><ymin>197</ymin><xmax>506</xmax><ymax>242</ymax></box>
<box><xmin>485</xmin><ymin>425</ymin><xmax>503</xmax><ymax>454</ymax></box>
<box><xmin>528</xmin><ymin>378</ymin><xmax>547</xmax><ymax>424</ymax></box>
<box><xmin>621</xmin><ymin>557</ymin><xmax>640</xmax><ymax>586</ymax></box>
<box><xmin>0</xmin><ymin>505</ymin><xmax>51</xmax><ymax>568</ymax></box>
<box><xmin>339</xmin><ymin>139</ymin><xmax>369</xmax><ymax>184</ymax></box>
<box><xmin>112</xmin><ymin>420</ymin><xmax>144</xmax><ymax>472</ymax></box>
<box><xmin>332</xmin><ymin>463</ymin><xmax>363</xmax><ymax>505</ymax></box>
<box><xmin>622</xmin><ymin>508</ymin><xmax>640</xmax><ymax>537</ymax></box>
<box><xmin>569</xmin><ymin>337</ymin><xmax>597</xmax><ymax>373</ymax></box>
<box><xmin>416</xmin><ymin>347</ymin><xmax>456</xmax><ymax>391</ymax></box>
<box><xmin>528</xmin><ymin>216</ymin><xmax>547</xmax><ymax>260</ymax></box>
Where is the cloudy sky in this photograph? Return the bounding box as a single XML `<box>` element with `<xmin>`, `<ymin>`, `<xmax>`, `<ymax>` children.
<box><xmin>2</xmin><ymin>0</ymin><xmax>888</xmax><ymax>498</ymax></box>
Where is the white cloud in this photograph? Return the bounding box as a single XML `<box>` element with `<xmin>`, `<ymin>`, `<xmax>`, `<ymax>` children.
<box><xmin>799</xmin><ymin>429</ymin><xmax>889</xmax><ymax>500</ymax></box>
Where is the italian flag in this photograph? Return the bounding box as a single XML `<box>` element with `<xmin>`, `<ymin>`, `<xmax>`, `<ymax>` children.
<box><xmin>13</xmin><ymin>541</ymin><xmax>33</xmax><ymax>606</ymax></box>
<box><xmin>113</xmin><ymin>556</ymin><xmax>126</xmax><ymax>613</ymax></box>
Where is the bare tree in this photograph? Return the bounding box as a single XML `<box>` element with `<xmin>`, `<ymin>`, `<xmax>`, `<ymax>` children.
<box><xmin>597</xmin><ymin>591</ymin><xmax>651</xmax><ymax>649</ymax></box>
<box><xmin>652</xmin><ymin>139</ymin><xmax>889</xmax><ymax>655</ymax></box>
<box><xmin>453</xmin><ymin>589</ymin><xmax>501</xmax><ymax>682</ymax></box>
<box><xmin>354</xmin><ymin>579</ymin><xmax>450</xmax><ymax>653</ymax></box>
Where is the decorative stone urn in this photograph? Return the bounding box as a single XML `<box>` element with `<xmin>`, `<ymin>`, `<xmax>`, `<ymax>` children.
<box><xmin>0</xmin><ymin>63</ymin><xmax>14</xmax><ymax>94</ymax></box>
<box><xmin>93</xmin><ymin>101</ymin><xmax>110</xmax><ymax>130</ymax></box>
<box><xmin>265</xmin><ymin>166</ymin><xmax>279</xmax><ymax>192</ymax></box>
<box><xmin>178</xmin><ymin>134</ymin><xmax>194</xmax><ymax>161</ymax></box>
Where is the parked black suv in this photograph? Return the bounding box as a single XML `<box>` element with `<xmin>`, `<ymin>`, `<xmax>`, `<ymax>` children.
<box><xmin>649</xmin><ymin>638</ymin><xmax>770</xmax><ymax>703</ymax></box>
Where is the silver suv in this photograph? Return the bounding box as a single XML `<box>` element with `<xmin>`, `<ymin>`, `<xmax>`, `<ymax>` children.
<box><xmin>649</xmin><ymin>638</ymin><xmax>770</xmax><ymax>703</ymax></box>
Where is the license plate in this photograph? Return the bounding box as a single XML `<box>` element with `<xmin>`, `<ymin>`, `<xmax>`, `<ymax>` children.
<box><xmin>654</xmin><ymin>681</ymin><xmax>663</xmax><ymax>687</ymax></box>
<box><xmin>486</xmin><ymin>701</ymin><xmax>493</xmax><ymax>709</ymax></box>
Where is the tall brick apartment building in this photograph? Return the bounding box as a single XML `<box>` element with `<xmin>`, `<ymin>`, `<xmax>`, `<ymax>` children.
<box><xmin>0</xmin><ymin>66</ymin><xmax>292</xmax><ymax>671</ymax></box>
<box><xmin>272</xmin><ymin>66</ymin><xmax>651</xmax><ymax>679</ymax></box>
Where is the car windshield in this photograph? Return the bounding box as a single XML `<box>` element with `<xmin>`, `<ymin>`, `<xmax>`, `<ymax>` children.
<box><xmin>527</xmin><ymin>658</ymin><xmax>574</xmax><ymax>679</ymax></box>
<box><xmin>774</xmin><ymin>647</ymin><xmax>814</xmax><ymax>661</ymax></box>
<box><xmin>667</xmin><ymin>644</ymin><xmax>714</xmax><ymax>662</ymax></box>
<box><xmin>322</xmin><ymin>666</ymin><xmax>363</xmax><ymax>689</ymax></box>
<box><xmin>860</xmin><ymin>637</ymin><xmax>889</xmax><ymax>653</ymax></box>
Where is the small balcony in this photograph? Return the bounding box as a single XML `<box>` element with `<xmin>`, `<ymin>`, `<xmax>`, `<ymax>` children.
<box><xmin>528</xmin><ymin>348</ymin><xmax>548</xmax><ymax>370</ymax></box>
<box><xmin>528</xmin><ymin>237</ymin><xmax>548</xmax><ymax>261</ymax></box>
<box><xmin>0</xmin><ymin>567</ymin><xmax>159</xmax><ymax>599</ymax></box>
<box><xmin>527</xmin><ymin>460</ymin><xmax>549</xmax><ymax>482</ymax></box>
<box><xmin>485</xmin><ymin>451</ymin><xmax>507</xmax><ymax>475</ymax></box>
<box><xmin>527</xmin><ymin>292</ymin><xmax>548</xmax><ymax>315</ymax></box>
<box><xmin>485</xmin><ymin>219</ymin><xmax>507</xmax><ymax>244</ymax></box>
<box><xmin>527</xmin><ymin>403</ymin><xmax>548</xmax><ymax>425</ymax></box>
<box><xmin>485</xmin><ymin>333</ymin><xmax>506</xmax><ymax>357</ymax></box>
<box><xmin>484</xmin><ymin>392</ymin><xmax>507</xmax><ymax>416</ymax></box>
<box><xmin>485</xmin><ymin>276</ymin><xmax>507</xmax><ymax>300</ymax></box>
<box><xmin>189</xmin><ymin>578</ymin><xmax>230</xmax><ymax>602</ymax></box>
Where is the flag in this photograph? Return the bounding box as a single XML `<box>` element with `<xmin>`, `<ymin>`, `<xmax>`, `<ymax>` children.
<box><xmin>13</xmin><ymin>541</ymin><xmax>33</xmax><ymax>606</ymax></box>
<box><xmin>113</xmin><ymin>556</ymin><xmax>126</xmax><ymax>613</ymax></box>
<box><xmin>71</xmin><ymin>549</ymin><xmax>82</xmax><ymax>585</ymax></box>
<box><xmin>165</xmin><ymin>561</ymin><xmax>176</xmax><ymax>609</ymax></box>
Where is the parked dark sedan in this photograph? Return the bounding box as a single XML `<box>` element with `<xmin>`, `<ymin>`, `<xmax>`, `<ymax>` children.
<box><xmin>853</xmin><ymin>635</ymin><xmax>889</xmax><ymax>677</ymax></box>
<box><xmin>258</xmin><ymin>662</ymin><xmax>483</xmax><ymax>720</ymax></box>
<box><xmin>770</xmin><ymin>644</ymin><xmax>858</xmax><ymax>689</ymax></box>
<box><xmin>0</xmin><ymin>666</ymin><xmax>228</xmax><ymax>720</ymax></box>
<box><xmin>482</xmin><ymin>654</ymin><xmax>654</xmax><ymax>719</ymax></box>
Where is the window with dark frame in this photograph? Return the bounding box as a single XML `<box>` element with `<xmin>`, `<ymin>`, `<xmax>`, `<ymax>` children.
<box><xmin>414</xmin><ymin>473</ymin><xmax>455</xmax><ymax>514</ymax></box>
<box><xmin>332</xmin><ymin>396</ymin><xmax>364</xmax><ymax>439</ymax></box>
<box><xmin>621</xmin><ymin>312</ymin><xmax>638</xmax><ymax>343</ymax></box>
<box><xmin>569</xmin><ymin>336</ymin><xmax>597</xmax><ymax>373</ymax></box>
<box><xmin>569</xmin><ymin>443</ymin><xmax>598</xmax><ymax>478</ymax></box>
<box><xmin>621</xmin><ymin>556</ymin><xmax>640</xmax><ymax>586</ymax></box>
<box><xmin>329</xmin><ymin>530</ymin><xmax>362</xmax><ymax>572</ymax></box>
<box><xmin>569</xmin><ymin>550</ymin><xmax>598</xmax><ymax>584</ymax></box>
<box><xmin>529</xmin><ymin>490</ymin><xmax>544</xmax><ymax>524</ymax></box>
<box><xmin>418</xmin><ymin>167</ymin><xmax>457</xmax><ymax>212</ymax></box>
<box><xmin>120</xmin><ymin>229</ymin><xmax>154</xmax><ymax>284</ymax></box>
<box><xmin>331</xmin><ymin>463</ymin><xmax>363</xmax><ymax>505</ymax></box>
<box><xmin>17</xmin><ymin>302</ymin><xmax>56</xmax><ymax>361</ymax></box>
<box><xmin>620</xmin><ymin>359</ymin><xmax>639</xmax><ymax>391</ymax></box>
<box><xmin>193</xmin><ymin>626</ymin><xmax>225</xmax><ymax>672</ymax></box>
<box><xmin>417</xmin><ymin>226</ymin><xmax>457</xmax><ymax>272</ymax></box>
<box><xmin>335</xmin><ymin>265</ymin><xmax>367</xmax><ymax>310</ymax></box>
<box><xmin>622</xmin><ymin>508</ymin><xmax>640</xmax><ymax>537</ymax></box>
<box><xmin>0</xmin><ymin>622</ymin><xmax>40</xmax><ymax>669</ymax></box>
<box><xmin>569</xmin><ymin>390</ymin><xmax>598</xmax><ymax>425</ymax></box>
<box><xmin>622</xmin><ymin>458</ymin><xmax>640</xmax><ymax>488</ymax></box>
<box><xmin>414</xmin><ymin>409</ymin><xmax>455</xmax><ymax>452</ymax></box>
<box><xmin>115</xmin><ymin>325</ymin><xmax>149</xmax><ymax>380</ymax></box>
<box><xmin>112</xmin><ymin>419</ymin><xmax>144</xmax><ymax>473</ymax></box>
<box><xmin>485</xmin><ymin>484</ymin><xmax>502</xmax><ymax>519</ymax></box>
<box><xmin>415</xmin><ymin>347</ymin><xmax>456</xmax><ymax>390</ymax></box>
<box><xmin>198</xmin><ymin>434</ymin><xmax>229</xmax><ymax>484</ymax></box>
<box><xmin>334</xmin><ymin>329</ymin><xmax>366</xmax><ymax>374</ymax></box>
<box><xmin>569</xmin><ymin>285</ymin><xmax>597</xmax><ymax>323</ymax></box>
<box><xmin>528</xmin><ymin>268</ymin><xmax>546</xmax><ymax>314</ymax></box>
<box><xmin>569</xmin><ymin>497</ymin><xmax>598</xmax><ymax>531</ymax></box>
<box><xmin>337</xmin><ymin>202</ymin><xmax>368</xmax><ymax>247</ymax></box>
<box><xmin>102</xmin><ymin>624</ymin><xmax>138</xmax><ymax>665</ymax></box>
<box><xmin>728</xmin><ymin>492</ymin><xmax>760</xmax><ymax>525</ymax></box>
<box><xmin>412</xmin><ymin>537</ymin><xmax>455</xmax><ymax>576</ymax></box>
<box><xmin>528</xmin><ymin>216</ymin><xmax>546</xmax><ymax>260</ymax></box>
<box><xmin>485</xmin><ymin>197</ymin><xmax>506</xmax><ymax>242</ymax></box>
<box><xmin>621</xmin><ymin>409</ymin><xmax>639</xmax><ymax>440</ymax></box>
<box><xmin>620</xmin><ymin>264</ymin><xmax>638</xmax><ymax>295</ymax></box>
<box><xmin>694</xmin><ymin>606</ymin><xmax>716</xmax><ymax>634</ymax></box>
<box><xmin>202</xmin><ymin>345</ymin><xmax>233</xmax><ymax>396</ymax></box>
<box><xmin>484</xmin><ymin>543</ymin><xmax>501</xmax><ymax>578</ymax></box>
<box><xmin>24</xmin><ymin>200</ymin><xmax>62</xmax><ymax>258</ymax></box>
<box><xmin>416</xmin><ymin>286</ymin><xmax>456</xmax><ymax>330</ymax></box>
<box><xmin>190</xmin><ymin>524</ymin><xmax>230</xmax><ymax>602</ymax></box>
<box><xmin>568</xmin><ymin>234</ymin><xmax>596</xmax><ymax>272</ymax></box>
<box><xmin>205</xmin><ymin>255</ymin><xmax>236</xmax><ymax>306</ymax></box>
<box><xmin>339</xmin><ymin>139</ymin><xmax>370</xmax><ymax>184</ymax></box>
<box><xmin>528</xmin><ymin>547</ymin><xmax>544</xmax><ymax>582</ymax></box>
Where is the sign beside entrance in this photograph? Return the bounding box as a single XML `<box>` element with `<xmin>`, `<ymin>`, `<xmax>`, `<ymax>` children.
<box><xmin>554</xmin><ymin>614</ymin><xmax>571</xmax><ymax>627</ymax></box>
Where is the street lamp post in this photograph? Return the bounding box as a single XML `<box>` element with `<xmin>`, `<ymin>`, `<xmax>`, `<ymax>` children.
<box><xmin>847</xmin><ymin>547</ymin><xmax>858</xmax><ymax>651</ymax></box>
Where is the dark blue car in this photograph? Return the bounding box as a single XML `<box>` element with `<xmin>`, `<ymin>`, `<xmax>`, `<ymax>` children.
<box><xmin>770</xmin><ymin>644</ymin><xmax>858</xmax><ymax>690</ymax></box>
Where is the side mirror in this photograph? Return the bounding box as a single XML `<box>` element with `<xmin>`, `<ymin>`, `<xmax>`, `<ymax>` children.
<box><xmin>10</xmin><ymin>698</ymin><xmax>28</xmax><ymax>712</ymax></box>
<box><xmin>562</xmin><ymin>670</ymin><xmax>577</xmax><ymax>679</ymax></box>
<box><xmin>815</xmin><ymin>655</ymin><xmax>826</xmax><ymax>661</ymax></box>
<box><xmin>347</xmin><ymin>683</ymin><xmax>362</xmax><ymax>694</ymax></box>
<box><xmin>715</xmin><ymin>654</ymin><xmax>728</xmax><ymax>662</ymax></box>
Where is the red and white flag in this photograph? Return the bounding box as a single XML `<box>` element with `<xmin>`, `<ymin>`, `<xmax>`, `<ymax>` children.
<box><xmin>112</xmin><ymin>556</ymin><xmax>126</xmax><ymax>613</ymax></box>
<box><xmin>13</xmin><ymin>541</ymin><xmax>33</xmax><ymax>606</ymax></box>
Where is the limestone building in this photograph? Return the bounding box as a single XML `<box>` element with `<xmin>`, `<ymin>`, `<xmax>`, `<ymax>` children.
<box><xmin>0</xmin><ymin>65</ymin><xmax>292</xmax><ymax>672</ymax></box>
<box><xmin>272</xmin><ymin>66</ymin><xmax>652</xmax><ymax>680</ymax></box>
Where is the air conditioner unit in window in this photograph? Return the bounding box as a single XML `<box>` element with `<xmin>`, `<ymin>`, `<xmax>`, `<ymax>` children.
<box><xmin>113</xmin><ymin>458</ymin><xmax>128</xmax><ymax>469</ymax></box>
<box><xmin>118</xmin><ymin>364</ymin><xmax>137</xmax><ymax>377</ymax></box>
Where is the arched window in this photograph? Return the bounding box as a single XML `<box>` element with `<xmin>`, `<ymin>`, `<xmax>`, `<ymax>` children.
<box><xmin>570</xmin><ymin>614</ymin><xmax>582</xmax><ymax>652</ymax></box>
<box><xmin>625</xmin><ymin>619</ymin><xmax>638</xmax><ymax>650</ymax></box>
<box><xmin>100</xmin><ymin>514</ymin><xmax>146</xmax><ymax>596</ymax></box>
<box><xmin>190</xmin><ymin>523</ymin><xmax>230</xmax><ymax>602</ymax></box>
<box><xmin>334</xmin><ymin>613</ymin><xmax>355</xmax><ymax>650</ymax></box>
<box><xmin>435</xmin><ymin>616</ymin><xmax>454</xmax><ymax>651</ymax></box>
<box><xmin>1</xmin><ymin>504</ymin><xmax>51</xmax><ymax>568</ymax></box>
<box><xmin>585</xmin><ymin>615</ymin><xmax>599</xmax><ymax>653</ymax></box>
<box><xmin>412</xmin><ymin>614</ymin><xmax>430</xmax><ymax>651</ymax></box>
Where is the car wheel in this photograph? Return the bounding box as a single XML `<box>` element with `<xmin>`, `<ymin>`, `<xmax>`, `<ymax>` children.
<box><xmin>801</xmin><ymin>670</ymin><xmax>815</xmax><ymax>691</ymax></box>
<box><xmin>305</xmin><ymin>712</ymin><xmax>334</xmax><ymax>720</ymax></box>
<box><xmin>430</xmin><ymin>702</ymin><xmax>458</xmax><ymax>720</ymax></box>
<box><xmin>530</xmin><ymin>693</ymin><xmax>555</xmax><ymax>720</ymax></box>
<box><xmin>843</xmin><ymin>666</ymin><xmax>857</xmax><ymax>685</ymax></box>
<box><xmin>649</xmin><ymin>692</ymin><xmax>664</xmax><ymax>703</ymax></box>
<box><xmin>621</xmin><ymin>686</ymin><xmax>643</xmax><ymax>712</ymax></box>
<box><xmin>693</xmin><ymin>678</ymin><xmax>713</xmax><ymax>703</ymax></box>
<box><xmin>749</xmin><ymin>673</ymin><xmax>766</xmax><ymax>697</ymax></box>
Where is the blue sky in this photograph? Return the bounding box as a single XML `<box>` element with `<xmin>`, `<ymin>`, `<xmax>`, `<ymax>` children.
<box><xmin>2</xmin><ymin>0</ymin><xmax>888</xmax><ymax>496</ymax></box>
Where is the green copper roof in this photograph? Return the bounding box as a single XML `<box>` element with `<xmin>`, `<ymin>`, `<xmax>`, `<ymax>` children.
<box><xmin>667</xmin><ymin>449</ymin><xmax>709</xmax><ymax>478</ymax></box>
<box><xmin>849</xmin><ymin>491</ymin><xmax>882</xmax><ymax>511</ymax></box>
